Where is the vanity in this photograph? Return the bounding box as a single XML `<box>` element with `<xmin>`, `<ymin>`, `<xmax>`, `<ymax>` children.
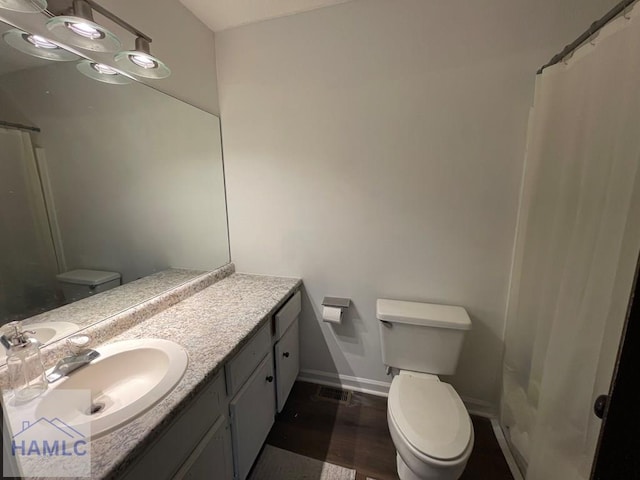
<box><xmin>0</xmin><ymin>6</ymin><xmax>301</xmax><ymax>478</ymax></box>
<box><xmin>1</xmin><ymin>266</ymin><xmax>302</xmax><ymax>480</ymax></box>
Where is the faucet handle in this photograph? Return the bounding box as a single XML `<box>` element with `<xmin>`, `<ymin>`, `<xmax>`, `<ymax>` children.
<box><xmin>66</xmin><ymin>334</ymin><xmax>92</xmax><ymax>355</ymax></box>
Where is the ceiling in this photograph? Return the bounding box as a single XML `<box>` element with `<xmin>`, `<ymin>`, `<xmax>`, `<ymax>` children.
<box><xmin>178</xmin><ymin>0</ymin><xmax>354</xmax><ymax>32</ymax></box>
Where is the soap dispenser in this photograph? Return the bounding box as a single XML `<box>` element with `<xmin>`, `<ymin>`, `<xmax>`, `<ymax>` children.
<box><xmin>0</xmin><ymin>321</ymin><xmax>47</xmax><ymax>403</ymax></box>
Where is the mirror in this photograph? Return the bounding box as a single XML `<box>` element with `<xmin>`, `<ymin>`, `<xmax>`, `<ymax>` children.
<box><xmin>0</xmin><ymin>18</ymin><xmax>230</xmax><ymax>352</ymax></box>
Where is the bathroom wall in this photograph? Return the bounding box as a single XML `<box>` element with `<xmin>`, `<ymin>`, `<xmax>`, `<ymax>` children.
<box><xmin>0</xmin><ymin>89</ymin><xmax>30</xmax><ymax>125</ymax></box>
<box><xmin>216</xmin><ymin>0</ymin><xmax>616</xmax><ymax>408</ymax></box>
<box><xmin>98</xmin><ymin>0</ymin><xmax>219</xmax><ymax>114</ymax></box>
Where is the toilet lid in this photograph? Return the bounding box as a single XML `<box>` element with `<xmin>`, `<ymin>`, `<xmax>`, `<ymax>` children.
<box><xmin>389</xmin><ymin>374</ymin><xmax>471</xmax><ymax>461</ymax></box>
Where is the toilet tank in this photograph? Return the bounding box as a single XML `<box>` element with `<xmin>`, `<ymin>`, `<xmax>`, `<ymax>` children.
<box><xmin>56</xmin><ymin>269</ymin><xmax>122</xmax><ymax>303</ymax></box>
<box><xmin>377</xmin><ymin>299</ymin><xmax>471</xmax><ymax>375</ymax></box>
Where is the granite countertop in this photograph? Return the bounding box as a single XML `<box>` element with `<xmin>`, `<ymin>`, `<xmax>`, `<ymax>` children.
<box><xmin>85</xmin><ymin>273</ymin><xmax>301</xmax><ymax>479</ymax></box>
<box><xmin>20</xmin><ymin>268</ymin><xmax>211</xmax><ymax>331</ymax></box>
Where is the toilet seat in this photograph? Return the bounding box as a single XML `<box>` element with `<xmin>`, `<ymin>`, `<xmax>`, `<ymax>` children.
<box><xmin>388</xmin><ymin>371</ymin><xmax>472</xmax><ymax>461</ymax></box>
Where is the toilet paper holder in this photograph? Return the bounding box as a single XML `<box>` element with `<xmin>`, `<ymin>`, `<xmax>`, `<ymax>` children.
<box><xmin>321</xmin><ymin>297</ymin><xmax>351</xmax><ymax>324</ymax></box>
<box><xmin>322</xmin><ymin>297</ymin><xmax>351</xmax><ymax>310</ymax></box>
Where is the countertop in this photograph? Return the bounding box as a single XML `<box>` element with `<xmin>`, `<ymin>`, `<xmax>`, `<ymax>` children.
<box><xmin>11</xmin><ymin>272</ymin><xmax>301</xmax><ymax>479</ymax></box>
<box><xmin>19</xmin><ymin>268</ymin><xmax>211</xmax><ymax>332</ymax></box>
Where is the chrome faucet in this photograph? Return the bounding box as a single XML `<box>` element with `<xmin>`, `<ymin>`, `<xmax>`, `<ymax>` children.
<box><xmin>46</xmin><ymin>335</ymin><xmax>100</xmax><ymax>383</ymax></box>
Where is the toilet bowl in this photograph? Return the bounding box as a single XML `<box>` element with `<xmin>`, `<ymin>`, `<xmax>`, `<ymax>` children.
<box><xmin>387</xmin><ymin>371</ymin><xmax>474</xmax><ymax>480</ymax></box>
<box><xmin>376</xmin><ymin>299</ymin><xmax>474</xmax><ymax>480</ymax></box>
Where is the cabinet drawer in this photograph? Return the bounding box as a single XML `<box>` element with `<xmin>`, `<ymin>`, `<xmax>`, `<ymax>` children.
<box><xmin>275</xmin><ymin>319</ymin><xmax>299</xmax><ymax>412</ymax></box>
<box><xmin>225</xmin><ymin>321</ymin><xmax>272</xmax><ymax>396</ymax></box>
<box><xmin>274</xmin><ymin>290</ymin><xmax>301</xmax><ymax>340</ymax></box>
<box><xmin>229</xmin><ymin>351</ymin><xmax>276</xmax><ymax>480</ymax></box>
<box><xmin>122</xmin><ymin>372</ymin><xmax>226</xmax><ymax>480</ymax></box>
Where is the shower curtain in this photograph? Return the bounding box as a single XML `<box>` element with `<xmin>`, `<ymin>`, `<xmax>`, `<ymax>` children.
<box><xmin>502</xmin><ymin>5</ymin><xmax>640</xmax><ymax>480</ymax></box>
<box><xmin>0</xmin><ymin>127</ymin><xmax>60</xmax><ymax>323</ymax></box>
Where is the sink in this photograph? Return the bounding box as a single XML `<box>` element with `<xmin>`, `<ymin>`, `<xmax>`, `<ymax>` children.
<box><xmin>35</xmin><ymin>338</ymin><xmax>188</xmax><ymax>439</ymax></box>
<box><xmin>0</xmin><ymin>321</ymin><xmax>79</xmax><ymax>363</ymax></box>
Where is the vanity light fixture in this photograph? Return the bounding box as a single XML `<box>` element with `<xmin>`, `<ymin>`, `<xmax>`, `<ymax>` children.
<box><xmin>45</xmin><ymin>0</ymin><xmax>170</xmax><ymax>79</ymax></box>
<box><xmin>76</xmin><ymin>59</ymin><xmax>131</xmax><ymax>85</ymax></box>
<box><xmin>114</xmin><ymin>36</ymin><xmax>170</xmax><ymax>79</ymax></box>
<box><xmin>0</xmin><ymin>0</ymin><xmax>46</xmax><ymax>13</ymax></box>
<box><xmin>46</xmin><ymin>0</ymin><xmax>120</xmax><ymax>52</ymax></box>
<box><xmin>3</xmin><ymin>28</ymin><xmax>79</xmax><ymax>61</ymax></box>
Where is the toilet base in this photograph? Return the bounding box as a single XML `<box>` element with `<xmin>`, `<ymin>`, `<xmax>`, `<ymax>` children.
<box><xmin>397</xmin><ymin>453</ymin><xmax>424</xmax><ymax>480</ymax></box>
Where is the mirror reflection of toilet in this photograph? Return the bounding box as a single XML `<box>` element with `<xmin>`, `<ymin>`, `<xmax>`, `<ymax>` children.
<box><xmin>56</xmin><ymin>269</ymin><xmax>122</xmax><ymax>303</ymax></box>
<box><xmin>377</xmin><ymin>299</ymin><xmax>473</xmax><ymax>480</ymax></box>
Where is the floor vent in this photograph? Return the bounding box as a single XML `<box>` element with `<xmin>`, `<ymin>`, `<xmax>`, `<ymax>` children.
<box><xmin>316</xmin><ymin>385</ymin><xmax>352</xmax><ymax>404</ymax></box>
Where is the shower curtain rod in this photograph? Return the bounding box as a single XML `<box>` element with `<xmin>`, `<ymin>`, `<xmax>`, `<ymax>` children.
<box><xmin>538</xmin><ymin>0</ymin><xmax>637</xmax><ymax>74</ymax></box>
<box><xmin>0</xmin><ymin>120</ymin><xmax>41</xmax><ymax>133</ymax></box>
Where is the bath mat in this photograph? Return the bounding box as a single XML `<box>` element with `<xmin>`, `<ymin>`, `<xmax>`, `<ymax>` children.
<box><xmin>248</xmin><ymin>445</ymin><xmax>356</xmax><ymax>480</ymax></box>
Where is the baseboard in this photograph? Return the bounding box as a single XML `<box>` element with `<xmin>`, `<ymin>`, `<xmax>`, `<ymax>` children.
<box><xmin>298</xmin><ymin>369</ymin><xmax>391</xmax><ymax>397</ymax></box>
<box><xmin>461</xmin><ymin>396</ymin><xmax>497</xmax><ymax>418</ymax></box>
<box><xmin>298</xmin><ymin>370</ymin><xmax>515</xmax><ymax>478</ymax></box>
<box><xmin>298</xmin><ymin>370</ymin><xmax>499</xmax><ymax>419</ymax></box>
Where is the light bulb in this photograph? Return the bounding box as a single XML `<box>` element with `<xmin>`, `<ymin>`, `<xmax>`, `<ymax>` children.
<box><xmin>130</xmin><ymin>54</ymin><xmax>157</xmax><ymax>69</ymax></box>
<box><xmin>26</xmin><ymin>35</ymin><xmax>58</xmax><ymax>49</ymax></box>
<box><xmin>66</xmin><ymin>21</ymin><xmax>104</xmax><ymax>39</ymax></box>
<box><xmin>3</xmin><ymin>29</ymin><xmax>79</xmax><ymax>62</ymax></box>
<box><xmin>92</xmin><ymin>63</ymin><xmax>117</xmax><ymax>75</ymax></box>
<box><xmin>76</xmin><ymin>60</ymin><xmax>131</xmax><ymax>85</ymax></box>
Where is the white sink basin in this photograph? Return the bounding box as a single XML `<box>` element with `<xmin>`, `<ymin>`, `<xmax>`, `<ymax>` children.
<box><xmin>35</xmin><ymin>338</ymin><xmax>188</xmax><ymax>439</ymax></box>
<box><xmin>0</xmin><ymin>321</ymin><xmax>79</xmax><ymax>363</ymax></box>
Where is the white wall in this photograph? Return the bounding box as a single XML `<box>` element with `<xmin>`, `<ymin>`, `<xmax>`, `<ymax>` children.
<box><xmin>216</xmin><ymin>0</ymin><xmax>615</xmax><ymax>407</ymax></box>
<box><xmin>0</xmin><ymin>90</ymin><xmax>31</xmax><ymax>125</ymax></box>
<box><xmin>98</xmin><ymin>0</ymin><xmax>219</xmax><ymax>114</ymax></box>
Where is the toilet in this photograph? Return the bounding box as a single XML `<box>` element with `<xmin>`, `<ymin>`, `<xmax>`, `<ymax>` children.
<box><xmin>377</xmin><ymin>299</ymin><xmax>474</xmax><ymax>480</ymax></box>
<box><xmin>56</xmin><ymin>269</ymin><xmax>122</xmax><ymax>302</ymax></box>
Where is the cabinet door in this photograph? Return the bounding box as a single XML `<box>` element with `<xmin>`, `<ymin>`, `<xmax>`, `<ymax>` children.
<box><xmin>229</xmin><ymin>352</ymin><xmax>276</xmax><ymax>480</ymax></box>
<box><xmin>173</xmin><ymin>415</ymin><xmax>233</xmax><ymax>480</ymax></box>
<box><xmin>274</xmin><ymin>320</ymin><xmax>299</xmax><ymax>412</ymax></box>
<box><xmin>122</xmin><ymin>373</ymin><xmax>227</xmax><ymax>480</ymax></box>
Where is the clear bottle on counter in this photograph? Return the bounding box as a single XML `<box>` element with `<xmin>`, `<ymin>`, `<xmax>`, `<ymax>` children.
<box><xmin>1</xmin><ymin>321</ymin><xmax>47</xmax><ymax>403</ymax></box>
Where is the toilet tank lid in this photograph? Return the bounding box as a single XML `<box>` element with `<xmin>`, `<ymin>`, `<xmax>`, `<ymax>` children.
<box><xmin>376</xmin><ymin>299</ymin><xmax>471</xmax><ymax>330</ymax></box>
<box><xmin>56</xmin><ymin>269</ymin><xmax>121</xmax><ymax>286</ymax></box>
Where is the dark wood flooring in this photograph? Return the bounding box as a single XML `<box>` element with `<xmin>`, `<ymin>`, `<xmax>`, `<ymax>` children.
<box><xmin>266</xmin><ymin>381</ymin><xmax>514</xmax><ymax>480</ymax></box>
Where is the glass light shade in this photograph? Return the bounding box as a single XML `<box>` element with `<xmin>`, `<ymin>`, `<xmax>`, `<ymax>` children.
<box><xmin>3</xmin><ymin>29</ymin><xmax>79</xmax><ymax>61</ymax></box>
<box><xmin>76</xmin><ymin>60</ymin><xmax>131</xmax><ymax>85</ymax></box>
<box><xmin>46</xmin><ymin>16</ymin><xmax>121</xmax><ymax>52</ymax></box>
<box><xmin>114</xmin><ymin>50</ymin><xmax>170</xmax><ymax>79</ymax></box>
<box><xmin>0</xmin><ymin>0</ymin><xmax>46</xmax><ymax>13</ymax></box>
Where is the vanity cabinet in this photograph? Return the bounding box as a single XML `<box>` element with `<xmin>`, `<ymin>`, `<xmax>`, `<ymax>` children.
<box><xmin>174</xmin><ymin>415</ymin><xmax>234</xmax><ymax>480</ymax></box>
<box><xmin>273</xmin><ymin>291</ymin><xmax>300</xmax><ymax>412</ymax></box>
<box><xmin>122</xmin><ymin>372</ymin><xmax>228</xmax><ymax>480</ymax></box>
<box><xmin>122</xmin><ymin>288</ymin><xmax>300</xmax><ymax>480</ymax></box>
<box><xmin>225</xmin><ymin>322</ymin><xmax>272</xmax><ymax>396</ymax></box>
<box><xmin>229</xmin><ymin>352</ymin><xmax>276</xmax><ymax>480</ymax></box>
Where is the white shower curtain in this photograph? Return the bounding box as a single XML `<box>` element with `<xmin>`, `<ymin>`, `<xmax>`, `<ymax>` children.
<box><xmin>0</xmin><ymin>127</ymin><xmax>60</xmax><ymax>322</ymax></box>
<box><xmin>502</xmin><ymin>5</ymin><xmax>640</xmax><ymax>480</ymax></box>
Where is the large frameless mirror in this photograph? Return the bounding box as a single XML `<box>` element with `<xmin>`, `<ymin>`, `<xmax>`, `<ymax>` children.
<box><xmin>0</xmin><ymin>16</ymin><xmax>229</xmax><ymax>359</ymax></box>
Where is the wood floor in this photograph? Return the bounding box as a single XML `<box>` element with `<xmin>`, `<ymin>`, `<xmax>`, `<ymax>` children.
<box><xmin>266</xmin><ymin>381</ymin><xmax>514</xmax><ymax>480</ymax></box>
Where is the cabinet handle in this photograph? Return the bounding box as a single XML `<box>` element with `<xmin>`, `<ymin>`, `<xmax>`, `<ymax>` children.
<box><xmin>266</xmin><ymin>375</ymin><xmax>274</xmax><ymax>383</ymax></box>
<box><xmin>283</xmin><ymin>352</ymin><xmax>290</xmax><ymax>358</ymax></box>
